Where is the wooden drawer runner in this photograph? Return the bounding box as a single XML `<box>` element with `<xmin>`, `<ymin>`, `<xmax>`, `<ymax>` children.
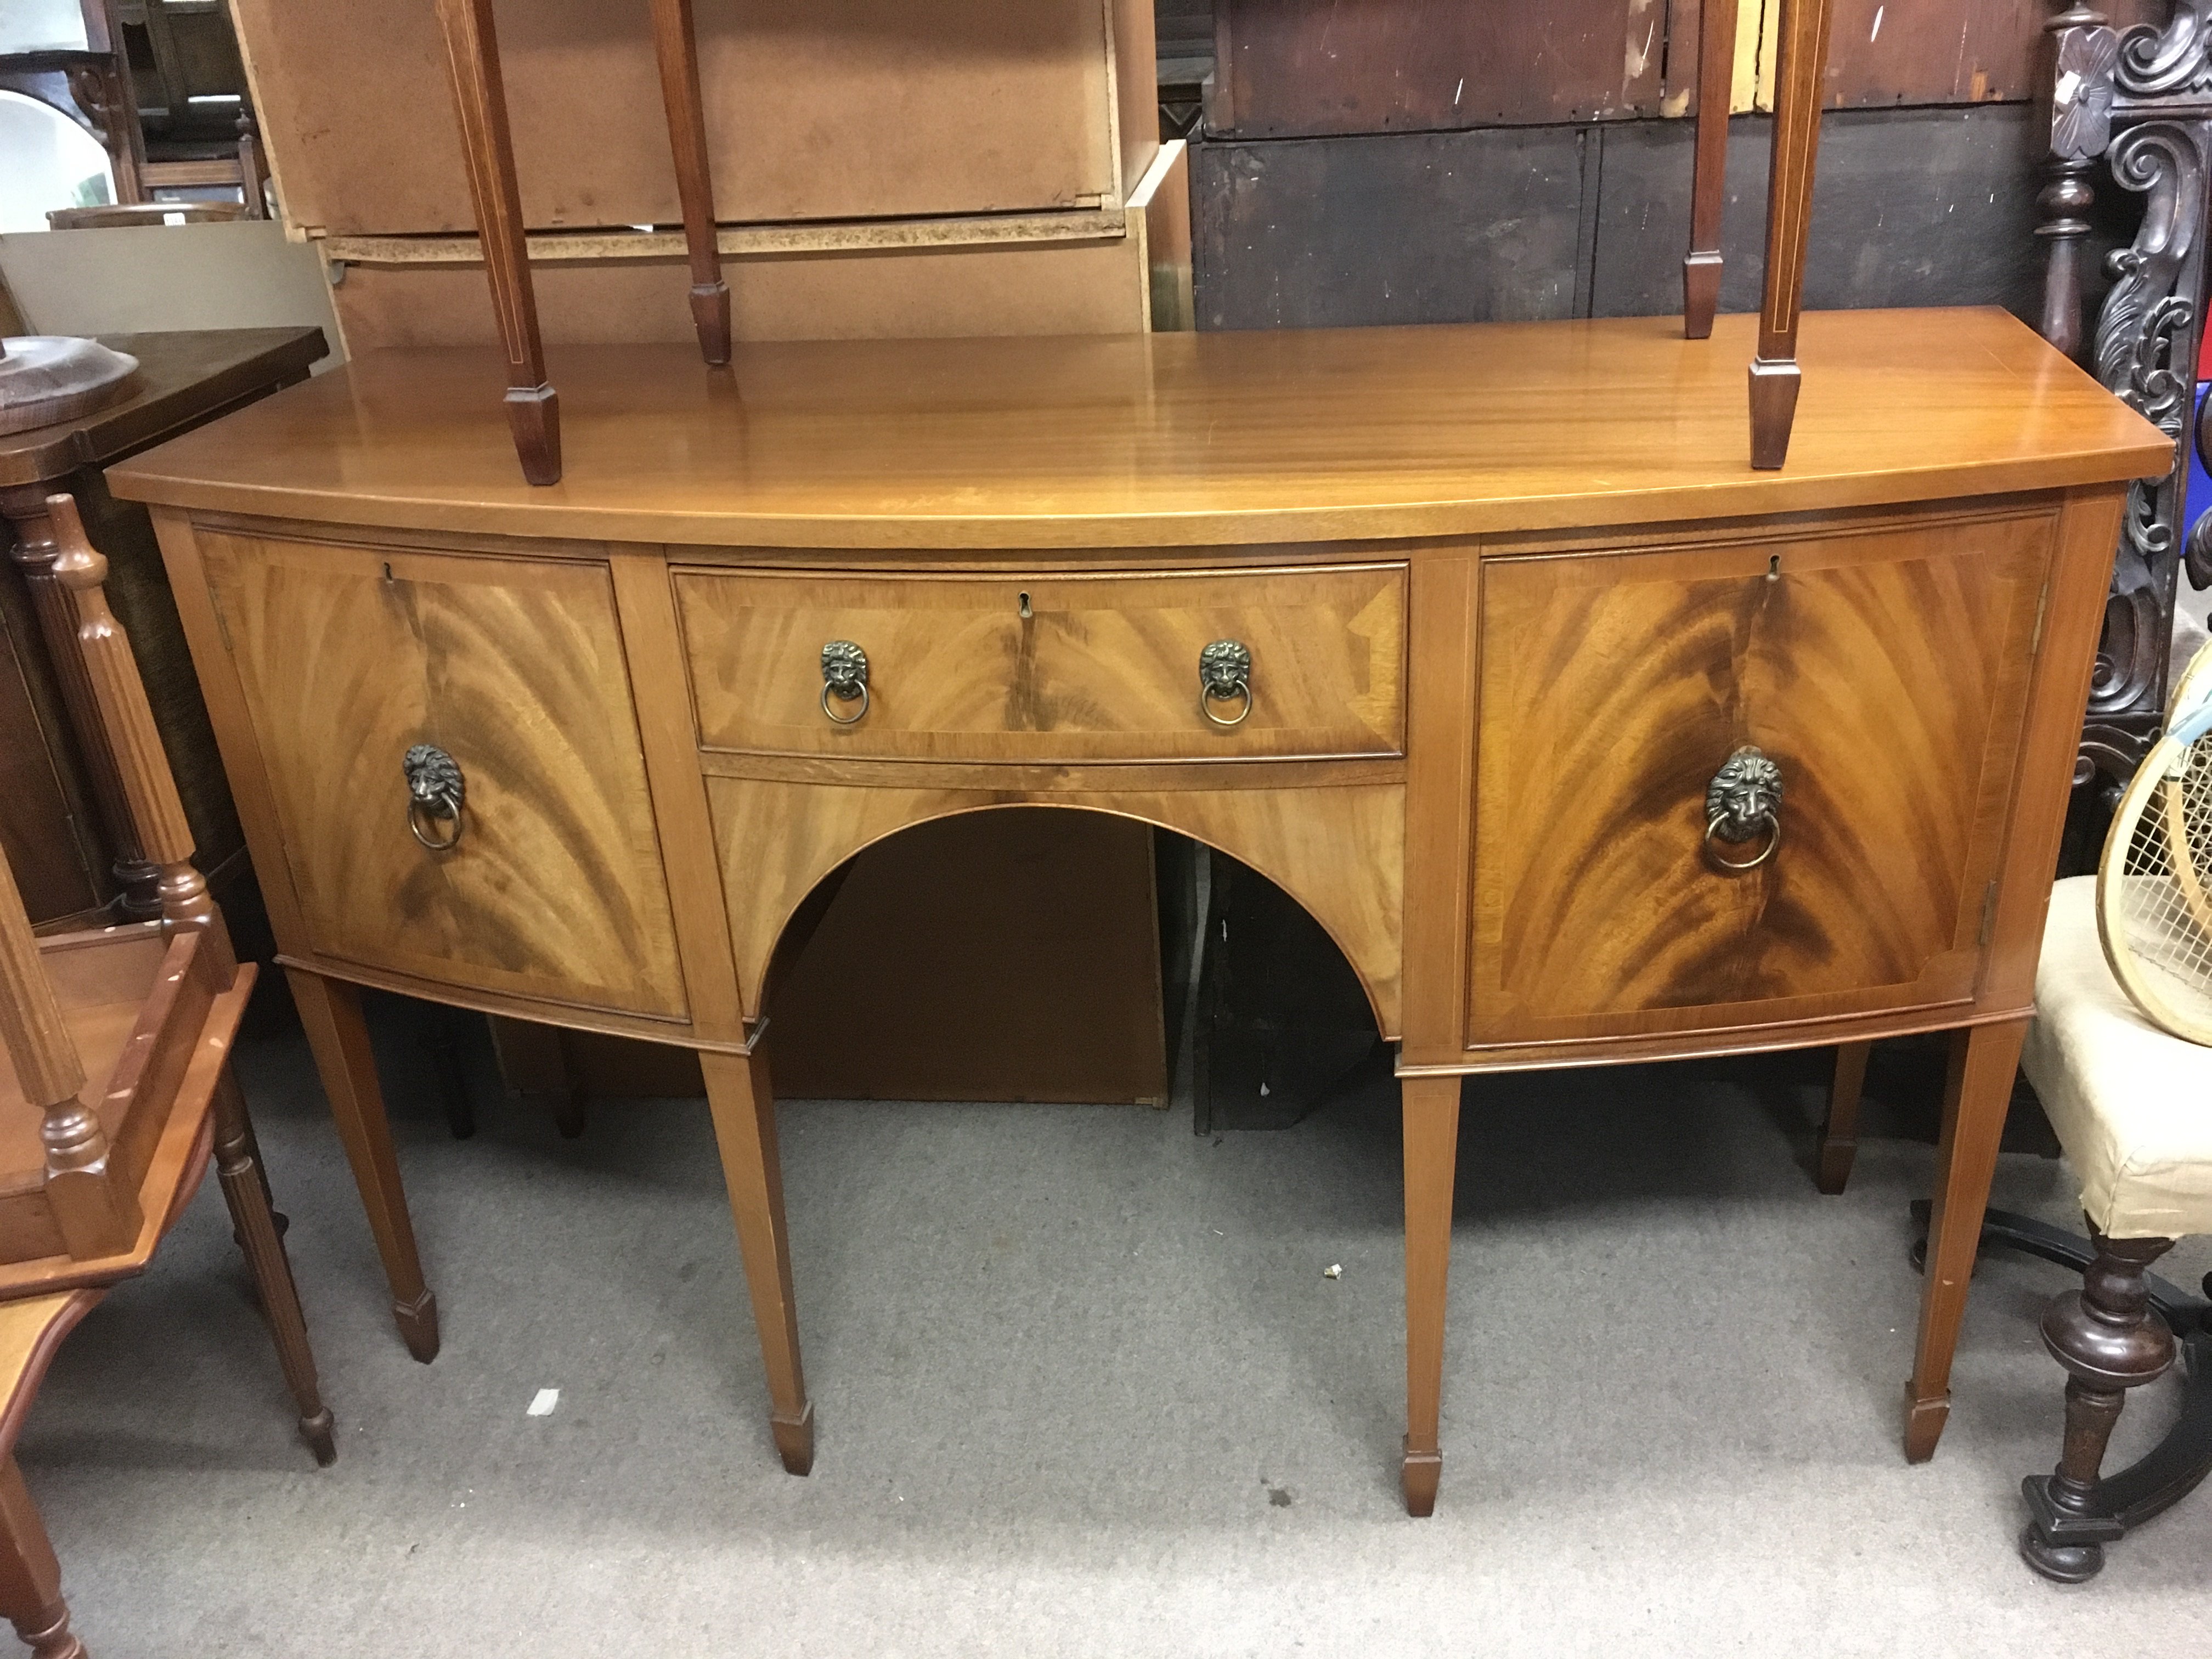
<box><xmin>200</xmin><ymin>533</ymin><xmax>689</xmax><ymax>1021</ymax></box>
<box><xmin>1466</xmin><ymin>509</ymin><xmax>2055</xmax><ymax>1048</ymax></box>
<box><xmin>673</xmin><ymin>563</ymin><xmax>1407</xmax><ymax>763</ymax></box>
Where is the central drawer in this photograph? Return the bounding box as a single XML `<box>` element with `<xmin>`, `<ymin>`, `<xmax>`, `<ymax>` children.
<box><xmin>672</xmin><ymin>564</ymin><xmax>1407</xmax><ymax>763</ymax></box>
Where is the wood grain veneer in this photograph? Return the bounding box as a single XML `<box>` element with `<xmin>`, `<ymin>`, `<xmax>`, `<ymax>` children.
<box><xmin>675</xmin><ymin>563</ymin><xmax>1404</xmax><ymax>763</ymax></box>
<box><xmin>105</xmin><ymin>312</ymin><xmax>2170</xmax><ymax>550</ymax></box>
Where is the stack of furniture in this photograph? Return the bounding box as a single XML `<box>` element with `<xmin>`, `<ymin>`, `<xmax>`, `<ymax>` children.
<box><xmin>0</xmin><ymin>328</ymin><xmax>327</xmax><ymax>935</ymax></box>
<box><xmin>0</xmin><ymin>492</ymin><xmax>330</xmax><ymax>1657</ymax></box>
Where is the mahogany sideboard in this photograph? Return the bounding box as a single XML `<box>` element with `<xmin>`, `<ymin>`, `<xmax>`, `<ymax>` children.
<box><xmin>105</xmin><ymin>306</ymin><xmax>2168</xmax><ymax>1515</ymax></box>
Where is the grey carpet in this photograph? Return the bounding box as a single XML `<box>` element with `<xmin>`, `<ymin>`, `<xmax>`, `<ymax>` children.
<box><xmin>16</xmin><ymin>1015</ymin><xmax>2212</xmax><ymax>1656</ymax></box>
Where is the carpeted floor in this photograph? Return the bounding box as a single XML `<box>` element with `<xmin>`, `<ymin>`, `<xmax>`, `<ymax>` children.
<box><xmin>16</xmin><ymin>1008</ymin><xmax>2212</xmax><ymax>1656</ymax></box>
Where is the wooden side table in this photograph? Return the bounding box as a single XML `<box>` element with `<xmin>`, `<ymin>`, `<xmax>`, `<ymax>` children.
<box><xmin>0</xmin><ymin>327</ymin><xmax>328</xmax><ymax>929</ymax></box>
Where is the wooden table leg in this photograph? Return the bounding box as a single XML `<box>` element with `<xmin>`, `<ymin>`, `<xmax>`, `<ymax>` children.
<box><xmin>0</xmin><ymin>1458</ymin><xmax>84</xmax><ymax>1659</ymax></box>
<box><xmin>1401</xmin><ymin>1073</ymin><xmax>1462</xmax><ymax>1517</ymax></box>
<box><xmin>286</xmin><ymin>968</ymin><xmax>441</xmax><ymax>1364</ymax></box>
<box><xmin>702</xmin><ymin>1047</ymin><xmax>812</xmax><ymax>1476</ymax></box>
<box><xmin>1680</xmin><ymin>0</ymin><xmax>1739</xmax><ymax>338</ymax></box>
<box><xmin>1904</xmin><ymin>1017</ymin><xmax>2029</xmax><ymax>1462</ymax></box>
<box><xmin>1816</xmin><ymin>1040</ymin><xmax>1871</xmax><ymax>1195</ymax></box>
<box><xmin>211</xmin><ymin>1063</ymin><xmax>337</xmax><ymax>1465</ymax></box>
<box><xmin>1748</xmin><ymin>0</ymin><xmax>1836</xmax><ymax>469</ymax></box>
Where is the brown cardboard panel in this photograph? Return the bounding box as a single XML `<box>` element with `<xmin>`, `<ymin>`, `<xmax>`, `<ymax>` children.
<box><xmin>235</xmin><ymin>0</ymin><xmax>1138</xmax><ymax>235</ymax></box>
<box><xmin>330</xmin><ymin>237</ymin><xmax>1148</xmax><ymax>352</ymax></box>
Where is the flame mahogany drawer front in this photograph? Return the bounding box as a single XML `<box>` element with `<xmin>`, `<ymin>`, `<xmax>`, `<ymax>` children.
<box><xmin>671</xmin><ymin>563</ymin><xmax>1408</xmax><ymax>763</ymax></box>
<box><xmin>1465</xmin><ymin>507</ymin><xmax>2058</xmax><ymax>1051</ymax></box>
<box><xmin>197</xmin><ymin>532</ymin><xmax>690</xmax><ymax>1022</ymax></box>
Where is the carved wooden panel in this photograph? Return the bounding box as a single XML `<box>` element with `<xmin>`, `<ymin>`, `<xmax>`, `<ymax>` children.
<box><xmin>200</xmin><ymin>534</ymin><xmax>687</xmax><ymax>1020</ymax></box>
<box><xmin>706</xmin><ymin>777</ymin><xmax>1404</xmax><ymax>1037</ymax></box>
<box><xmin>1466</xmin><ymin>508</ymin><xmax>2055</xmax><ymax>1048</ymax></box>
<box><xmin>676</xmin><ymin>565</ymin><xmax>1406</xmax><ymax>763</ymax></box>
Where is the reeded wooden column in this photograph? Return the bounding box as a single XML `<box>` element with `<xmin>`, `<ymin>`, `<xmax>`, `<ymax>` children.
<box><xmin>1749</xmin><ymin>0</ymin><xmax>1836</xmax><ymax>470</ymax></box>
<box><xmin>46</xmin><ymin>495</ymin><xmax>230</xmax><ymax>970</ymax></box>
<box><xmin>432</xmin><ymin>0</ymin><xmax>561</xmax><ymax>486</ymax></box>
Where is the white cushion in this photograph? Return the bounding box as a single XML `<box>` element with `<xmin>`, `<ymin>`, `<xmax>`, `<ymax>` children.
<box><xmin>2023</xmin><ymin>875</ymin><xmax>2212</xmax><ymax>1239</ymax></box>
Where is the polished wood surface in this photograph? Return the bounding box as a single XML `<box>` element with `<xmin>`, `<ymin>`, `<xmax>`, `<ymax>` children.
<box><xmin>200</xmin><ymin>533</ymin><xmax>687</xmax><ymax>1022</ymax></box>
<box><xmin>105</xmin><ymin>312</ymin><xmax>2170</xmax><ymax>550</ymax></box>
<box><xmin>704</xmin><ymin>776</ymin><xmax>1404</xmax><ymax>1038</ymax></box>
<box><xmin>1469</xmin><ymin>507</ymin><xmax>2049</xmax><ymax>1049</ymax></box>
<box><xmin>676</xmin><ymin>563</ymin><xmax>1405</xmax><ymax>763</ymax></box>
<box><xmin>110</xmin><ymin>307</ymin><xmax>2169</xmax><ymax>1518</ymax></box>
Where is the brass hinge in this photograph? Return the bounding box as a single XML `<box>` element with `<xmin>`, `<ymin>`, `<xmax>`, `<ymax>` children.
<box><xmin>1978</xmin><ymin>879</ymin><xmax>2000</xmax><ymax>946</ymax></box>
<box><xmin>2030</xmin><ymin>579</ymin><xmax>2051</xmax><ymax>655</ymax></box>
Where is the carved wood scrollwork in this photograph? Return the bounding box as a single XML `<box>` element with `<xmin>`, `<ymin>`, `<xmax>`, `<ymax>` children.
<box><xmin>2041</xmin><ymin>4</ymin><xmax>2212</xmax><ymax>796</ymax></box>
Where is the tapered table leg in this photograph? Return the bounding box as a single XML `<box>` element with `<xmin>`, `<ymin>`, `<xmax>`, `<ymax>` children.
<box><xmin>702</xmin><ymin>1047</ymin><xmax>812</xmax><ymax>1475</ymax></box>
<box><xmin>1681</xmin><ymin>0</ymin><xmax>1739</xmax><ymax>337</ymax></box>
<box><xmin>212</xmin><ymin>1063</ymin><xmax>337</xmax><ymax>1464</ymax></box>
<box><xmin>286</xmin><ymin>968</ymin><xmax>440</xmax><ymax>1363</ymax></box>
<box><xmin>1748</xmin><ymin>0</ymin><xmax>1836</xmax><ymax>469</ymax></box>
<box><xmin>1817</xmin><ymin>1040</ymin><xmax>1871</xmax><ymax>1194</ymax></box>
<box><xmin>1402</xmin><ymin>1073</ymin><xmax>1462</xmax><ymax>1516</ymax></box>
<box><xmin>1904</xmin><ymin>1018</ymin><xmax>2029</xmax><ymax>1462</ymax></box>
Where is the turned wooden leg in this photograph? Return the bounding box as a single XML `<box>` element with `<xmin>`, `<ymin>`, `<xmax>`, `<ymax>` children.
<box><xmin>0</xmin><ymin>1459</ymin><xmax>84</xmax><ymax>1659</ymax></box>
<box><xmin>1401</xmin><ymin>1073</ymin><xmax>1462</xmax><ymax>1517</ymax></box>
<box><xmin>2019</xmin><ymin>1229</ymin><xmax>2179</xmax><ymax>1582</ymax></box>
<box><xmin>286</xmin><ymin>969</ymin><xmax>440</xmax><ymax>1363</ymax></box>
<box><xmin>1816</xmin><ymin>1040</ymin><xmax>1871</xmax><ymax>1194</ymax></box>
<box><xmin>701</xmin><ymin>1047</ymin><xmax>812</xmax><ymax>1475</ymax></box>
<box><xmin>1904</xmin><ymin>1018</ymin><xmax>2028</xmax><ymax>1462</ymax></box>
<box><xmin>211</xmin><ymin>1064</ymin><xmax>337</xmax><ymax>1465</ymax></box>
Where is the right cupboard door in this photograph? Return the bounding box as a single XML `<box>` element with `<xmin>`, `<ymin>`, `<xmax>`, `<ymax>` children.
<box><xmin>1466</xmin><ymin>506</ymin><xmax>2056</xmax><ymax>1051</ymax></box>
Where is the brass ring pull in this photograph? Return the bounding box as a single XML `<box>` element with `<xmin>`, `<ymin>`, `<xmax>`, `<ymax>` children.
<box><xmin>1199</xmin><ymin>639</ymin><xmax>1253</xmax><ymax>729</ymax></box>
<box><xmin>1703</xmin><ymin>811</ymin><xmax>1780</xmax><ymax>871</ymax></box>
<box><xmin>821</xmin><ymin>640</ymin><xmax>870</xmax><ymax>726</ymax></box>
<box><xmin>403</xmin><ymin>743</ymin><xmax>465</xmax><ymax>853</ymax></box>
<box><xmin>1703</xmin><ymin>745</ymin><xmax>1783</xmax><ymax>876</ymax></box>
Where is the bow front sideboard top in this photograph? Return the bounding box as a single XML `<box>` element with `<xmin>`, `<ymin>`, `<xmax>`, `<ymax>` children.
<box><xmin>105</xmin><ymin>307</ymin><xmax>2169</xmax><ymax>1515</ymax></box>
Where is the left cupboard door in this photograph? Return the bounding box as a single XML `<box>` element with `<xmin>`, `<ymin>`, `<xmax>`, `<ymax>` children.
<box><xmin>199</xmin><ymin>533</ymin><xmax>690</xmax><ymax>1023</ymax></box>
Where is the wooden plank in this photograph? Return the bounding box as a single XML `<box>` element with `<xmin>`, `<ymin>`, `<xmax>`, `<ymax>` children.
<box><xmin>232</xmin><ymin>0</ymin><xmax>1126</xmax><ymax>236</ymax></box>
<box><xmin>1822</xmin><ymin>0</ymin><xmax>2163</xmax><ymax>110</ymax></box>
<box><xmin>320</xmin><ymin>210</ymin><xmax>1128</xmax><ymax>268</ymax></box>
<box><xmin>329</xmin><ymin>237</ymin><xmax>1150</xmax><ymax>353</ymax></box>
<box><xmin>1211</xmin><ymin>0</ymin><xmax>1685</xmax><ymax>138</ymax></box>
<box><xmin>1192</xmin><ymin>128</ymin><xmax>1587</xmax><ymax>330</ymax></box>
